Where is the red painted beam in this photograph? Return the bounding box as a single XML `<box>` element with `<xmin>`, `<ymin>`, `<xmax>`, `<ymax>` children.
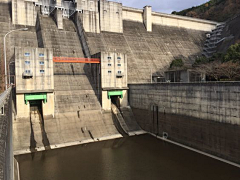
<box><xmin>53</xmin><ymin>57</ymin><xmax>100</xmax><ymax>63</ymax></box>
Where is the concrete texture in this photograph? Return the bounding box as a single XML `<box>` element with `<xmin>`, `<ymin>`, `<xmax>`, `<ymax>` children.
<box><xmin>1</xmin><ymin>0</ymin><xmax>233</xmax><ymax>161</ymax></box>
<box><xmin>112</xmin><ymin>104</ymin><xmax>144</xmax><ymax>136</ymax></box>
<box><xmin>129</xmin><ymin>82</ymin><xmax>240</xmax><ymax>164</ymax></box>
<box><xmin>51</xmin><ymin>63</ymin><xmax>120</xmax><ymax>141</ymax></box>
<box><xmin>143</xmin><ymin>6</ymin><xmax>152</xmax><ymax>32</ymax></box>
<box><xmin>77</xmin><ymin>0</ymin><xmax>100</xmax><ymax>33</ymax></box>
<box><xmin>99</xmin><ymin>0</ymin><xmax>123</xmax><ymax>33</ymax></box>
<box><xmin>100</xmin><ymin>52</ymin><xmax>127</xmax><ymax>89</ymax></box>
<box><xmin>0</xmin><ymin>88</ymin><xmax>13</xmax><ymax>180</ymax></box>
<box><xmin>86</xmin><ymin>20</ymin><xmax>206</xmax><ymax>83</ymax></box>
<box><xmin>54</xmin><ymin>9</ymin><xmax>63</xmax><ymax>30</ymax></box>
<box><xmin>122</xmin><ymin>6</ymin><xmax>218</xmax><ymax>32</ymax></box>
<box><xmin>12</xmin><ymin>0</ymin><xmax>37</xmax><ymax>26</ymax></box>
<box><xmin>16</xmin><ymin>93</ymin><xmax>54</xmax><ymax>119</ymax></box>
<box><xmin>15</xmin><ymin>47</ymin><xmax>54</xmax><ymax>93</ymax></box>
<box><xmin>73</xmin><ymin>13</ymin><xmax>91</xmax><ymax>57</ymax></box>
<box><xmin>37</xmin><ymin>13</ymin><xmax>85</xmax><ymax>57</ymax></box>
<box><xmin>14</xmin><ymin>47</ymin><xmax>55</xmax><ymax>119</ymax></box>
<box><xmin>0</xmin><ymin>2</ymin><xmax>38</xmax><ymax>91</ymax></box>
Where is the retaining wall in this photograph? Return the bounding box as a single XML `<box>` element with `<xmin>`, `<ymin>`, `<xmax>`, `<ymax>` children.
<box><xmin>129</xmin><ymin>82</ymin><xmax>240</xmax><ymax>164</ymax></box>
<box><xmin>0</xmin><ymin>88</ymin><xmax>13</xmax><ymax>180</ymax></box>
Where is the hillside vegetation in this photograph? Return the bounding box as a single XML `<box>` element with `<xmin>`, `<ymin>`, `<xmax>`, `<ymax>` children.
<box><xmin>172</xmin><ymin>0</ymin><xmax>240</xmax><ymax>22</ymax></box>
<box><xmin>193</xmin><ymin>43</ymin><xmax>240</xmax><ymax>81</ymax></box>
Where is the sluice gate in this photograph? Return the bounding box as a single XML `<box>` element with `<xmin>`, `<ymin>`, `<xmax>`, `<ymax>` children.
<box><xmin>29</xmin><ymin>100</ymin><xmax>50</xmax><ymax>151</ymax></box>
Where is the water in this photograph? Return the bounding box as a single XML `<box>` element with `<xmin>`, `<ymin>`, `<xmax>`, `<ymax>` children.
<box><xmin>16</xmin><ymin>135</ymin><xmax>240</xmax><ymax>180</ymax></box>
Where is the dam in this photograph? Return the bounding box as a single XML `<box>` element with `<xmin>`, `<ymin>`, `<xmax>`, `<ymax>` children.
<box><xmin>0</xmin><ymin>0</ymin><xmax>239</xmax><ymax>179</ymax></box>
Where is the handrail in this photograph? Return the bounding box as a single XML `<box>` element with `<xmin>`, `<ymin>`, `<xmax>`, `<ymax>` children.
<box><xmin>0</xmin><ymin>87</ymin><xmax>12</xmax><ymax>108</ymax></box>
<box><xmin>53</xmin><ymin>57</ymin><xmax>100</xmax><ymax>63</ymax></box>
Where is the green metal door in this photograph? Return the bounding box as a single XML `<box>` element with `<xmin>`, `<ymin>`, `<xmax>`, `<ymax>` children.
<box><xmin>108</xmin><ymin>91</ymin><xmax>123</xmax><ymax>99</ymax></box>
<box><xmin>24</xmin><ymin>93</ymin><xmax>47</xmax><ymax>105</ymax></box>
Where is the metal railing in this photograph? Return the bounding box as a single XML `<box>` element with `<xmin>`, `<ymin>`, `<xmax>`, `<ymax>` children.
<box><xmin>53</xmin><ymin>57</ymin><xmax>100</xmax><ymax>63</ymax></box>
<box><xmin>0</xmin><ymin>87</ymin><xmax>12</xmax><ymax>110</ymax></box>
<box><xmin>0</xmin><ymin>86</ymin><xmax>13</xmax><ymax>180</ymax></box>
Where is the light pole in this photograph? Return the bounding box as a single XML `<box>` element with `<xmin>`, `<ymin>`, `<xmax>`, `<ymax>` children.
<box><xmin>4</xmin><ymin>28</ymin><xmax>28</xmax><ymax>90</ymax></box>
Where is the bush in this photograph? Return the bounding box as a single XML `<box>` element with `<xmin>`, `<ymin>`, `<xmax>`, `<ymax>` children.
<box><xmin>223</xmin><ymin>43</ymin><xmax>240</xmax><ymax>63</ymax></box>
<box><xmin>170</xmin><ymin>59</ymin><xmax>184</xmax><ymax>68</ymax></box>
<box><xmin>194</xmin><ymin>56</ymin><xmax>209</xmax><ymax>65</ymax></box>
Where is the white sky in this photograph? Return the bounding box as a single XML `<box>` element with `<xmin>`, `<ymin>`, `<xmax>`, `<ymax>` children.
<box><xmin>117</xmin><ymin>0</ymin><xmax>209</xmax><ymax>14</ymax></box>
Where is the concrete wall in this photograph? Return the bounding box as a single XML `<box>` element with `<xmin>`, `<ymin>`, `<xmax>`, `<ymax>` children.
<box><xmin>122</xmin><ymin>6</ymin><xmax>143</xmax><ymax>22</ymax></box>
<box><xmin>102</xmin><ymin>89</ymin><xmax>128</xmax><ymax>110</ymax></box>
<box><xmin>0</xmin><ymin>0</ymin><xmax>11</xmax><ymax>2</ymax></box>
<box><xmin>12</xmin><ymin>0</ymin><xmax>37</xmax><ymax>26</ymax></box>
<box><xmin>0</xmin><ymin>88</ymin><xmax>13</xmax><ymax>180</ymax></box>
<box><xmin>129</xmin><ymin>82</ymin><xmax>240</xmax><ymax>163</ymax></box>
<box><xmin>77</xmin><ymin>0</ymin><xmax>100</xmax><ymax>33</ymax></box>
<box><xmin>15</xmin><ymin>47</ymin><xmax>54</xmax><ymax>119</ymax></box>
<box><xmin>11</xmin><ymin>0</ymin><xmax>218</xmax><ymax>32</ymax></box>
<box><xmin>143</xmin><ymin>6</ymin><xmax>152</xmax><ymax>32</ymax></box>
<box><xmin>101</xmin><ymin>52</ymin><xmax>127</xmax><ymax>89</ymax></box>
<box><xmin>99</xmin><ymin>0</ymin><xmax>123</xmax><ymax>33</ymax></box>
<box><xmin>16</xmin><ymin>94</ymin><xmax>29</xmax><ymax>118</ymax></box>
<box><xmin>122</xmin><ymin>6</ymin><xmax>218</xmax><ymax>32</ymax></box>
<box><xmin>77</xmin><ymin>0</ymin><xmax>98</xmax><ymax>11</ymax></box>
<box><xmin>54</xmin><ymin>9</ymin><xmax>63</xmax><ymax>30</ymax></box>
<box><xmin>152</xmin><ymin>12</ymin><xmax>218</xmax><ymax>32</ymax></box>
<box><xmin>15</xmin><ymin>47</ymin><xmax>54</xmax><ymax>93</ymax></box>
<box><xmin>16</xmin><ymin>92</ymin><xmax>54</xmax><ymax>118</ymax></box>
<box><xmin>42</xmin><ymin>92</ymin><xmax>54</xmax><ymax>118</ymax></box>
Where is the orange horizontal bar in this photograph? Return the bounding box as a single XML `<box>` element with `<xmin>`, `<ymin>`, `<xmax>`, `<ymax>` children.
<box><xmin>53</xmin><ymin>57</ymin><xmax>100</xmax><ymax>64</ymax></box>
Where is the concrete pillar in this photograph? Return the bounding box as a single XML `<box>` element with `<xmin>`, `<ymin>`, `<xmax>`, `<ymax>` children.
<box><xmin>102</xmin><ymin>91</ymin><xmax>111</xmax><ymax>111</ymax></box>
<box><xmin>56</xmin><ymin>0</ymin><xmax>62</xmax><ymax>7</ymax></box>
<box><xmin>143</xmin><ymin>6</ymin><xmax>152</xmax><ymax>32</ymax></box>
<box><xmin>42</xmin><ymin>93</ymin><xmax>55</xmax><ymax>119</ymax></box>
<box><xmin>16</xmin><ymin>94</ymin><xmax>30</xmax><ymax>118</ymax></box>
<box><xmin>54</xmin><ymin>9</ymin><xmax>63</xmax><ymax>30</ymax></box>
<box><xmin>120</xmin><ymin>90</ymin><xmax>128</xmax><ymax>107</ymax></box>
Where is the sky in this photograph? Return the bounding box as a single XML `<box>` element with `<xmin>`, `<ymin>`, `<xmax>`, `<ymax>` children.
<box><xmin>117</xmin><ymin>0</ymin><xmax>209</xmax><ymax>14</ymax></box>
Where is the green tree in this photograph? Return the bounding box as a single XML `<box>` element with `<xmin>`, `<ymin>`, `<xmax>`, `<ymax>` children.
<box><xmin>194</xmin><ymin>56</ymin><xmax>209</xmax><ymax>65</ymax></box>
<box><xmin>170</xmin><ymin>59</ymin><xmax>184</xmax><ymax>68</ymax></box>
<box><xmin>224</xmin><ymin>43</ymin><xmax>240</xmax><ymax>63</ymax></box>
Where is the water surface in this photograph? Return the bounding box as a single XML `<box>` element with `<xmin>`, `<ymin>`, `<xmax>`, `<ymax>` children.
<box><xmin>16</xmin><ymin>135</ymin><xmax>240</xmax><ymax>180</ymax></box>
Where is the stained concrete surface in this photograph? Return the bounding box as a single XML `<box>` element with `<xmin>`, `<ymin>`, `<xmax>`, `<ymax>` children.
<box><xmin>132</xmin><ymin>108</ymin><xmax>240</xmax><ymax>164</ymax></box>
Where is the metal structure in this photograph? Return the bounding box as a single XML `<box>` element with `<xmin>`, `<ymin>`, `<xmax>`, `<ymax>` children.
<box><xmin>53</xmin><ymin>57</ymin><xmax>101</xmax><ymax>63</ymax></box>
<box><xmin>35</xmin><ymin>0</ymin><xmax>82</xmax><ymax>17</ymax></box>
<box><xmin>108</xmin><ymin>91</ymin><xmax>123</xmax><ymax>99</ymax></box>
<box><xmin>0</xmin><ymin>87</ymin><xmax>12</xmax><ymax>110</ymax></box>
<box><xmin>4</xmin><ymin>28</ymin><xmax>28</xmax><ymax>90</ymax></box>
<box><xmin>24</xmin><ymin>93</ymin><xmax>47</xmax><ymax>105</ymax></box>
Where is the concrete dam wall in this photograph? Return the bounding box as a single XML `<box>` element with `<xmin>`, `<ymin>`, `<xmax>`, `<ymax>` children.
<box><xmin>13</xmin><ymin>12</ymin><xmax>123</xmax><ymax>153</ymax></box>
<box><xmin>3</xmin><ymin>0</ymin><xmax>238</xmax><ymax>167</ymax></box>
<box><xmin>86</xmin><ymin>20</ymin><xmax>206</xmax><ymax>83</ymax></box>
<box><xmin>129</xmin><ymin>82</ymin><xmax>240</xmax><ymax>164</ymax></box>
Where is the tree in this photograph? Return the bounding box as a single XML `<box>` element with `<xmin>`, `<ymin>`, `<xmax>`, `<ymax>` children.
<box><xmin>170</xmin><ymin>59</ymin><xmax>184</xmax><ymax>69</ymax></box>
<box><xmin>224</xmin><ymin>43</ymin><xmax>240</xmax><ymax>63</ymax></box>
<box><xmin>193</xmin><ymin>56</ymin><xmax>209</xmax><ymax>65</ymax></box>
<box><xmin>218</xmin><ymin>61</ymin><xmax>240</xmax><ymax>80</ymax></box>
<box><xmin>193</xmin><ymin>60</ymin><xmax>222</xmax><ymax>81</ymax></box>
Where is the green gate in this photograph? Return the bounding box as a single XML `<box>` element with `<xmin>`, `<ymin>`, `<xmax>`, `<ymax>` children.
<box><xmin>108</xmin><ymin>91</ymin><xmax>123</xmax><ymax>99</ymax></box>
<box><xmin>24</xmin><ymin>93</ymin><xmax>47</xmax><ymax>105</ymax></box>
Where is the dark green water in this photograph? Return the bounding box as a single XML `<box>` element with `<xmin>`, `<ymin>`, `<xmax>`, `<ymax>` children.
<box><xmin>16</xmin><ymin>135</ymin><xmax>240</xmax><ymax>180</ymax></box>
